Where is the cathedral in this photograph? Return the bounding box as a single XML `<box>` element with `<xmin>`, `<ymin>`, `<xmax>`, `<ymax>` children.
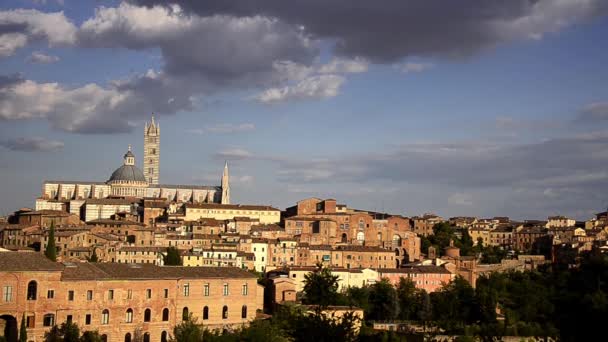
<box><xmin>36</xmin><ymin>117</ymin><xmax>230</xmax><ymax>212</ymax></box>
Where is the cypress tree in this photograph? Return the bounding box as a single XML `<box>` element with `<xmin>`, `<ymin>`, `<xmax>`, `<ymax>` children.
<box><xmin>45</xmin><ymin>221</ymin><xmax>57</xmax><ymax>262</ymax></box>
<box><xmin>19</xmin><ymin>313</ymin><xmax>27</xmax><ymax>342</ymax></box>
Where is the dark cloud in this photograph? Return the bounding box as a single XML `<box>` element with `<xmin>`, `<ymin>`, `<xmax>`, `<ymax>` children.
<box><xmin>0</xmin><ymin>22</ymin><xmax>27</xmax><ymax>34</ymax></box>
<box><xmin>0</xmin><ymin>136</ymin><xmax>64</xmax><ymax>152</ymax></box>
<box><xmin>131</xmin><ymin>0</ymin><xmax>608</xmax><ymax>62</ymax></box>
<box><xmin>577</xmin><ymin>102</ymin><xmax>608</xmax><ymax>122</ymax></box>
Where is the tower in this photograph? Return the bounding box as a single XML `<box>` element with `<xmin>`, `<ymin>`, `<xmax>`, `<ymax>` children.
<box><xmin>221</xmin><ymin>161</ymin><xmax>230</xmax><ymax>204</ymax></box>
<box><xmin>143</xmin><ymin>116</ymin><xmax>160</xmax><ymax>184</ymax></box>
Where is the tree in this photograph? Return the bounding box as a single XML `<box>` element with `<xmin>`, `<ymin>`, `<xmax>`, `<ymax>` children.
<box><xmin>164</xmin><ymin>247</ymin><xmax>182</xmax><ymax>266</ymax></box>
<box><xmin>396</xmin><ymin>277</ymin><xmax>421</xmax><ymax>320</ymax></box>
<box><xmin>87</xmin><ymin>249</ymin><xmax>99</xmax><ymax>263</ymax></box>
<box><xmin>45</xmin><ymin>221</ymin><xmax>57</xmax><ymax>261</ymax></box>
<box><xmin>302</xmin><ymin>264</ymin><xmax>340</xmax><ymax>308</ymax></box>
<box><xmin>19</xmin><ymin>314</ymin><xmax>27</xmax><ymax>342</ymax></box>
<box><xmin>44</xmin><ymin>321</ymin><xmax>80</xmax><ymax>342</ymax></box>
<box><xmin>368</xmin><ymin>279</ymin><xmax>399</xmax><ymax>321</ymax></box>
<box><xmin>170</xmin><ymin>315</ymin><xmax>203</xmax><ymax>342</ymax></box>
<box><xmin>80</xmin><ymin>331</ymin><xmax>103</xmax><ymax>342</ymax></box>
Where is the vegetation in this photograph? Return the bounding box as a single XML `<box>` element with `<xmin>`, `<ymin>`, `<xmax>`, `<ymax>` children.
<box><xmin>302</xmin><ymin>263</ymin><xmax>340</xmax><ymax>308</ymax></box>
<box><xmin>164</xmin><ymin>247</ymin><xmax>183</xmax><ymax>266</ymax></box>
<box><xmin>86</xmin><ymin>249</ymin><xmax>99</xmax><ymax>263</ymax></box>
<box><xmin>43</xmin><ymin>321</ymin><xmax>103</xmax><ymax>342</ymax></box>
<box><xmin>19</xmin><ymin>314</ymin><xmax>27</xmax><ymax>342</ymax></box>
<box><xmin>45</xmin><ymin>221</ymin><xmax>57</xmax><ymax>261</ymax></box>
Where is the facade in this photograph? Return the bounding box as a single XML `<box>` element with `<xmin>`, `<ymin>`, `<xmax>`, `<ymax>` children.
<box><xmin>0</xmin><ymin>252</ymin><xmax>262</xmax><ymax>342</ymax></box>
<box><xmin>288</xmin><ymin>267</ymin><xmax>378</xmax><ymax>292</ymax></box>
<box><xmin>184</xmin><ymin>204</ymin><xmax>280</xmax><ymax>224</ymax></box>
<box><xmin>379</xmin><ymin>266</ymin><xmax>454</xmax><ymax>293</ymax></box>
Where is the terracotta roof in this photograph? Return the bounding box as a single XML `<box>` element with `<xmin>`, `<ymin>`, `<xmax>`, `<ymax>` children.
<box><xmin>61</xmin><ymin>263</ymin><xmax>256</xmax><ymax>280</ymax></box>
<box><xmin>19</xmin><ymin>210</ymin><xmax>70</xmax><ymax>216</ymax></box>
<box><xmin>379</xmin><ymin>266</ymin><xmax>452</xmax><ymax>274</ymax></box>
<box><xmin>0</xmin><ymin>252</ymin><xmax>63</xmax><ymax>271</ymax></box>
<box><xmin>186</xmin><ymin>203</ymin><xmax>280</xmax><ymax>211</ymax></box>
<box><xmin>334</xmin><ymin>245</ymin><xmax>393</xmax><ymax>253</ymax></box>
<box><xmin>87</xmin><ymin>218</ymin><xmax>145</xmax><ymax>226</ymax></box>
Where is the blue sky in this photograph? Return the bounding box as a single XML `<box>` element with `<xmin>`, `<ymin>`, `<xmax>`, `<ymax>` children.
<box><xmin>1</xmin><ymin>0</ymin><xmax>608</xmax><ymax>220</ymax></box>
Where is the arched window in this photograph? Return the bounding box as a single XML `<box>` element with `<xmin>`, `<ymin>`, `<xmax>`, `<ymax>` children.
<box><xmin>203</xmin><ymin>306</ymin><xmax>209</xmax><ymax>320</ymax></box>
<box><xmin>102</xmin><ymin>309</ymin><xmax>110</xmax><ymax>325</ymax></box>
<box><xmin>222</xmin><ymin>306</ymin><xmax>228</xmax><ymax>319</ymax></box>
<box><xmin>356</xmin><ymin>232</ymin><xmax>365</xmax><ymax>242</ymax></box>
<box><xmin>160</xmin><ymin>331</ymin><xmax>167</xmax><ymax>342</ymax></box>
<box><xmin>27</xmin><ymin>281</ymin><xmax>37</xmax><ymax>300</ymax></box>
<box><xmin>392</xmin><ymin>234</ymin><xmax>402</xmax><ymax>248</ymax></box>
<box><xmin>143</xmin><ymin>333</ymin><xmax>150</xmax><ymax>342</ymax></box>
<box><xmin>144</xmin><ymin>309</ymin><xmax>151</xmax><ymax>322</ymax></box>
<box><xmin>341</xmin><ymin>233</ymin><xmax>347</xmax><ymax>243</ymax></box>
<box><xmin>124</xmin><ymin>333</ymin><xmax>131</xmax><ymax>342</ymax></box>
<box><xmin>101</xmin><ymin>334</ymin><xmax>108</xmax><ymax>342</ymax></box>
<box><xmin>241</xmin><ymin>305</ymin><xmax>247</xmax><ymax>319</ymax></box>
<box><xmin>43</xmin><ymin>314</ymin><xmax>55</xmax><ymax>327</ymax></box>
<box><xmin>125</xmin><ymin>309</ymin><xmax>133</xmax><ymax>323</ymax></box>
<box><xmin>182</xmin><ymin>307</ymin><xmax>189</xmax><ymax>321</ymax></box>
<box><xmin>162</xmin><ymin>308</ymin><xmax>169</xmax><ymax>321</ymax></box>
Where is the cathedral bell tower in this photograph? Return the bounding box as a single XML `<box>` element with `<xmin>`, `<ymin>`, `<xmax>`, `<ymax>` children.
<box><xmin>144</xmin><ymin>116</ymin><xmax>160</xmax><ymax>184</ymax></box>
<box><xmin>221</xmin><ymin>161</ymin><xmax>230</xmax><ymax>204</ymax></box>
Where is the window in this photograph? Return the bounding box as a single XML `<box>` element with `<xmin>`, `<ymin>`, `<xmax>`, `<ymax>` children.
<box><xmin>143</xmin><ymin>333</ymin><xmax>150</xmax><ymax>342</ymax></box>
<box><xmin>242</xmin><ymin>284</ymin><xmax>248</xmax><ymax>296</ymax></box>
<box><xmin>241</xmin><ymin>305</ymin><xmax>247</xmax><ymax>319</ymax></box>
<box><xmin>125</xmin><ymin>309</ymin><xmax>133</xmax><ymax>323</ymax></box>
<box><xmin>68</xmin><ymin>290</ymin><xmax>74</xmax><ymax>301</ymax></box>
<box><xmin>3</xmin><ymin>285</ymin><xmax>12</xmax><ymax>302</ymax></box>
<box><xmin>125</xmin><ymin>333</ymin><xmax>131</xmax><ymax>342</ymax></box>
<box><xmin>144</xmin><ymin>309</ymin><xmax>151</xmax><ymax>322</ymax></box>
<box><xmin>85</xmin><ymin>314</ymin><xmax>91</xmax><ymax>325</ymax></box>
<box><xmin>108</xmin><ymin>290</ymin><xmax>114</xmax><ymax>300</ymax></box>
<box><xmin>182</xmin><ymin>307</ymin><xmax>189</xmax><ymax>321</ymax></box>
<box><xmin>47</xmin><ymin>290</ymin><xmax>54</xmax><ymax>299</ymax></box>
<box><xmin>222</xmin><ymin>306</ymin><xmax>228</xmax><ymax>319</ymax></box>
<box><xmin>162</xmin><ymin>308</ymin><xmax>169</xmax><ymax>321</ymax></box>
<box><xmin>27</xmin><ymin>281</ymin><xmax>37</xmax><ymax>300</ymax></box>
<box><xmin>127</xmin><ymin>290</ymin><xmax>132</xmax><ymax>299</ymax></box>
<box><xmin>43</xmin><ymin>314</ymin><xmax>55</xmax><ymax>327</ymax></box>
<box><xmin>101</xmin><ymin>309</ymin><xmax>110</xmax><ymax>324</ymax></box>
<box><xmin>87</xmin><ymin>290</ymin><xmax>93</xmax><ymax>301</ymax></box>
<box><xmin>26</xmin><ymin>315</ymin><xmax>35</xmax><ymax>328</ymax></box>
<box><xmin>161</xmin><ymin>331</ymin><xmax>168</xmax><ymax>342</ymax></box>
<box><xmin>146</xmin><ymin>289</ymin><xmax>152</xmax><ymax>299</ymax></box>
<box><xmin>183</xmin><ymin>283</ymin><xmax>190</xmax><ymax>297</ymax></box>
<box><xmin>203</xmin><ymin>306</ymin><xmax>209</xmax><ymax>320</ymax></box>
<box><xmin>164</xmin><ymin>289</ymin><xmax>169</xmax><ymax>298</ymax></box>
<box><xmin>223</xmin><ymin>284</ymin><xmax>229</xmax><ymax>296</ymax></box>
<box><xmin>204</xmin><ymin>284</ymin><xmax>209</xmax><ymax>297</ymax></box>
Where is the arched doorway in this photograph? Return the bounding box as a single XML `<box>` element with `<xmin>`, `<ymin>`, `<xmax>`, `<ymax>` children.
<box><xmin>0</xmin><ymin>315</ymin><xmax>18</xmax><ymax>342</ymax></box>
<box><xmin>341</xmin><ymin>233</ymin><xmax>347</xmax><ymax>243</ymax></box>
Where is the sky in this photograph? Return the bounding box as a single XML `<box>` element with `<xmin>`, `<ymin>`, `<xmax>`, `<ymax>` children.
<box><xmin>1</xmin><ymin>0</ymin><xmax>608</xmax><ymax>220</ymax></box>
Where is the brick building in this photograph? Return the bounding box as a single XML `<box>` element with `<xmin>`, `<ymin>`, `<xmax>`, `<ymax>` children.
<box><xmin>0</xmin><ymin>252</ymin><xmax>262</xmax><ymax>342</ymax></box>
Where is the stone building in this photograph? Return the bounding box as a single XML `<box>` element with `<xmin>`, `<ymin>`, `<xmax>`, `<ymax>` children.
<box><xmin>0</xmin><ymin>252</ymin><xmax>262</xmax><ymax>342</ymax></box>
<box><xmin>36</xmin><ymin>116</ymin><xmax>231</xmax><ymax>219</ymax></box>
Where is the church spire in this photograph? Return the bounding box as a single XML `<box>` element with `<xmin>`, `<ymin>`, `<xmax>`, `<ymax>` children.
<box><xmin>221</xmin><ymin>161</ymin><xmax>230</xmax><ymax>204</ymax></box>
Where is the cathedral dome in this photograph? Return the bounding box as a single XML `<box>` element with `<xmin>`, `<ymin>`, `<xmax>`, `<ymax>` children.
<box><xmin>108</xmin><ymin>165</ymin><xmax>147</xmax><ymax>183</ymax></box>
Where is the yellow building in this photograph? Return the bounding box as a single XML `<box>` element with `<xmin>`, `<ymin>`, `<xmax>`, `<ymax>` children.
<box><xmin>288</xmin><ymin>267</ymin><xmax>379</xmax><ymax>292</ymax></box>
<box><xmin>184</xmin><ymin>203</ymin><xmax>280</xmax><ymax>224</ymax></box>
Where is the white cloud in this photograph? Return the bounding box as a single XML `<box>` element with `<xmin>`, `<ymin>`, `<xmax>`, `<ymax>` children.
<box><xmin>255</xmin><ymin>74</ymin><xmax>345</xmax><ymax>103</ymax></box>
<box><xmin>0</xmin><ymin>9</ymin><xmax>76</xmax><ymax>57</ymax></box>
<box><xmin>448</xmin><ymin>193</ymin><xmax>474</xmax><ymax>206</ymax></box>
<box><xmin>27</xmin><ymin>51</ymin><xmax>59</xmax><ymax>64</ymax></box>
<box><xmin>318</xmin><ymin>57</ymin><xmax>368</xmax><ymax>74</ymax></box>
<box><xmin>187</xmin><ymin>123</ymin><xmax>255</xmax><ymax>134</ymax></box>
<box><xmin>399</xmin><ymin>62</ymin><xmax>434</xmax><ymax>74</ymax></box>
<box><xmin>214</xmin><ymin>148</ymin><xmax>254</xmax><ymax>160</ymax></box>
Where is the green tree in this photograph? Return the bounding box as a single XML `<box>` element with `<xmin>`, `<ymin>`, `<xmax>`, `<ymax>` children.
<box><xmin>87</xmin><ymin>249</ymin><xmax>99</xmax><ymax>263</ymax></box>
<box><xmin>164</xmin><ymin>247</ymin><xmax>183</xmax><ymax>266</ymax></box>
<box><xmin>368</xmin><ymin>279</ymin><xmax>399</xmax><ymax>321</ymax></box>
<box><xmin>170</xmin><ymin>315</ymin><xmax>203</xmax><ymax>342</ymax></box>
<box><xmin>302</xmin><ymin>264</ymin><xmax>340</xmax><ymax>308</ymax></box>
<box><xmin>44</xmin><ymin>321</ymin><xmax>80</xmax><ymax>342</ymax></box>
<box><xmin>19</xmin><ymin>314</ymin><xmax>27</xmax><ymax>342</ymax></box>
<box><xmin>396</xmin><ymin>277</ymin><xmax>420</xmax><ymax>320</ymax></box>
<box><xmin>45</xmin><ymin>221</ymin><xmax>57</xmax><ymax>261</ymax></box>
<box><xmin>80</xmin><ymin>331</ymin><xmax>103</xmax><ymax>342</ymax></box>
